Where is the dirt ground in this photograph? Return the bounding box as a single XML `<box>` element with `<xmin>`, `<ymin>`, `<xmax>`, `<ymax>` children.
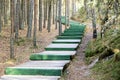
<box><xmin>0</xmin><ymin>20</ymin><xmax>97</xmax><ymax>80</ymax></box>
<box><xmin>60</xmin><ymin>22</ymin><xmax>97</xmax><ymax>80</ymax></box>
<box><xmin>0</xmin><ymin>24</ymin><xmax>65</xmax><ymax>76</ymax></box>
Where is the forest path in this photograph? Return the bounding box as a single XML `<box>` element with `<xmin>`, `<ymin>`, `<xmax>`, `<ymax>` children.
<box><xmin>1</xmin><ymin>18</ymin><xmax>86</xmax><ymax>80</ymax></box>
<box><xmin>60</xmin><ymin>22</ymin><xmax>95</xmax><ymax>80</ymax></box>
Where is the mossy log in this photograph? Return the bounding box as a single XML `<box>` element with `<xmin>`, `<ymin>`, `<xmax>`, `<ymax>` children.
<box><xmin>99</xmin><ymin>48</ymin><xmax>114</xmax><ymax>60</ymax></box>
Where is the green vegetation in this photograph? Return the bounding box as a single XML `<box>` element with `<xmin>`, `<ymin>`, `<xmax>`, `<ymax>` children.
<box><xmin>85</xmin><ymin>28</ymin><xmax>120</xmax><ymax>80</ymax></box>
<box><xmin>85</xmin><ymin>28</ymin><xmax>120</xmax><ymax>58</ymax></box>
<box><xmin>92</xmin><ymin>58</ymin><xmax>120</xmax><ymax>80</ymax></box>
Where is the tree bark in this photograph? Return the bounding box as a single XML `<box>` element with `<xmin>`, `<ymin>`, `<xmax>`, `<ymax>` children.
<box><xmin>39</xmin><ymin>0</ymin><xmax>42</xmax><ymax>31</ymax></box>
<box><xmin>55</xmin><ymin>0</ymin><xmax>58</xmax><ymax>29</ymax></box>
<box><xmin>47</xmin><ymin>0</ymin><xmax>52</xmax><ymax>32</ymax></box>
<box><xmin>65</xmin><ymin>0</ymin><xmax>67</xmax><ymax>29</ymax></box>
<box><xmin>58</xmin><ymin>0</ymin><xmax>62</xmax><ymax>35</ymax></box>
<box><xmin>43</xmin><ymin>0</ymin><xmax>47</xmax><ymax>28</ymax></box>
<box><xmin>10</xmin><ymin>0</ymin><xmax>15</xmax><ymax>59</ymax></box>
<box><xmin>91</xmin><ymin>8</ymin><xmax>97</xmax><ymax>39</ymax></box>
<box><xmin>67</xmin><ymin>0</ymin><xmax>70</xmax><ymax>27</ymax></box>
<box><xmin>33</xmin><ymin>0</ymin><xmax>37</xmax><ymax>47</ymax></box>
<box><xmin>27</xmin><ymin>0</ymin><xmax>34</xmax><ymax>38</ymax></box>
<box><xmin>52</xmin><ymin>0</ymin><xmax>55</xmax><ymax>24</ymax></box>
<box><xmin>15</xmin><ymin>0</ymin><xmax>20</xmax><ymax>41</ymax></box>
<box><xmin>20</xmin><ymin>0</ymin><xmax>25</xmax><ymax>30</ymax></box>
<box><xmin>0</xmin><ymin>0</ymin><xmax>2</xmax><ymax>33</ymax></box>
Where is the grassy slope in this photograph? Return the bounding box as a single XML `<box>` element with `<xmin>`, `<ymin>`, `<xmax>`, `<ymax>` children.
<box><xmin>85</xmin><ymin>28</ymin><xmax>120</xmax><ymax>80</ymax></box>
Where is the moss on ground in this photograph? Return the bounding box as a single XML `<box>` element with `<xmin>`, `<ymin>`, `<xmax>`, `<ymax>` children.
<box><xmin>91</xmin><ymin>59</ymin><xmax>120</xmax><ymax>80</ymax></box>
<box><xmin>85</xmin><ymin>28</ymin><xmax>120</xmax><ymax>80</ymax></box>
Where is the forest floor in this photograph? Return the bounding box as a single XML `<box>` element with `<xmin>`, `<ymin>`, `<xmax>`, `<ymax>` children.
<box><xmin>60</xmin><ymin>21</ymin><xmax>98</xmax><ymax>80</ymax></box>
<box><xmin>0</xmin><ymin>24</ymin><xmax>65</xmax><ymax>76</ymax></box>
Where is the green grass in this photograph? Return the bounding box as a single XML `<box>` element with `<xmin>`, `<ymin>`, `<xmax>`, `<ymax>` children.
<box><xmin>91</xmin><ymin>59</ymin><xmax>120</xmax><ymax>80</ymax></box>
<box><xmin>85</xmin><ymin>28</ymin><xmax>120</xmax><ymax>80</ymax></box>
<box><xmin>85</xmin><ymin>29</ymin><xmax>120</xmax><ymax>58</ymax></box>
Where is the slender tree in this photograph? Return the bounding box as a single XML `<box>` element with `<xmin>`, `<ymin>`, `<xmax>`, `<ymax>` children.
<box><xmin>43</xmin><ymin>0</ymin><xmax>47</xmax><ymax>28</ymax></box>
<box><xmin>15</xmin><ymin>0</ymin><xmax>20</xmax><ymax>41</ymax></box>
<box><xmin>65</xmin><ymin>0</ymin><xmax>67</xmax><ymax>29</ymax></box>
<box><xmin>0</xmin><ymin>0</ymin><xmax>2</xmax><ymax>33</ymax></box>
<box><xmin>24</xmin><ymin>0</ymin><xmax>27</xmax><ymax>26</ymax></box>
<box><xmin>19</xmin><ymin>0</ymin><xmax>22</xmax><ymax>30</ymax></box>
<box><xmin>4</xmin><ymin>0</ymin><xmax>8</xmax><ymax>25</ymax></box>
<box><xmin>47</xmin><ymin>0</ymin><xmax>52</xmax><ymax>32</ymax></box>
<box><xmin>52</xmin><ymin>0</ymin><xmax>55</xmax><ymax>24</ymax></box>
<box><xmin>39</xmin><ymin>0</ymin><xmax>42</xmax><ymax>31</ymax></box>
<box><xmin>27</xmin><ymin>0</ymin><xmax>34</xmax><ymax>38</ymax></box>
<box><xmin>33</xmin><ymin>0</ymin><xmax>37</xmax><ymax>47</ymax></box>
<box><xmin>20</xmin><ymin>0</ymin><xmax>25</xmax><ymax>30</ymax></box>
<box><xmin>10</xmin><ymin>0</ymin><xmax>15</xmax><ymax>59</ymax></box>
<box><xmin>91</xmin><ymin>8</ymin><xmax>97</xmax><ymax>39</ymax></box>
<box><xmin>66</xmin><ymin>0</ymin><xmax>70</xmax><ymax>27</ymax></box>
<box><xmin>58</xmin><ymin>0</ymin><xmax>62</xmax><ymax>35</ymax></box>
<box><xmin>55</xmin><ymin>0</ymin><xmax>58</xmax><ymax>29</ymax></box>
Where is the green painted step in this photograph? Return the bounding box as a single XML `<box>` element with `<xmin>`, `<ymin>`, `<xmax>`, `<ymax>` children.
<box><xmin>30</xmin><ymin>51</ymin><xmax>76</xmax><ymax>60</ymax></box>
<box><xmin>61</xmin><ymin>33</ymin><xmax>83</xmax><ymax>36</ymax></box>
<box><xmin>5</xmin><ymin>61</ymin><xmax>69</xmax><ymax>76</ymax></box>
<box><xmin>63</xmin><ymin>32</ymin><xmax>84</xmax><ymax>34</ymax></box>
<box><xmin>30</xmin><ymin>54</ymin><xmax>70</xmax><ymax>60</ymax></box>
<box><xmin>64</xmin><ymin>30</ymin><xmax>84</xmax><ymax>32</ymax></box>
<box><xmin>57</xmin><ymin>36</ymin><xmax>82</xmax><ymax>39</ymax></box>
<box><xmin>66</xmin><ymin>28</ymin><xmax>84</xmax><ymax>30</ymax></box>
<box><xmin>64</xmin><ymin>30</ymin><xmax>84</xmax><ymax>33</ymax></box>
<box><xmin>52</xmin><ymin>39</ymin><xmax>81</xmax><ymax>44</ymax></box>
<box><xmin>45</xmin><ymin>44</ymin><xmax>78</xmax><ymax>51</ymax></box>
<box><xmin>1</xmin><ymin>75</ymin><xmax>60</xmax><ymax>80</ymax></box>
<box><xmin>5</xmin><ymin>67</ymin><xmax>62</xmax><ymax>76</ymax></box>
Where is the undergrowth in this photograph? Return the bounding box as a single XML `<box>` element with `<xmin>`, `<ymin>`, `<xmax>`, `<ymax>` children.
<box><xmin>85</xmin><ymin>28</ymin><xmax>120</xmax><ymax>80</ymax></box>
<box><xmin>92</xmin><ymin>58</ymin><xmax>120</xmax><ymax>80</ymax></box>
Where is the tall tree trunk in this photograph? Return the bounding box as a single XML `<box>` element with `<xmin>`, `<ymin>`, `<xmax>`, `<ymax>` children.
<box><xmin>19</xmin><ymin>0</ymin><xmax>23</xmax><ymax>30</ymax></box>
<box><xmin>0</xmin><ymin>0</ymin><xmax>2</xmax><ymax>33</ymax></box>
<box><xmin>55</xmin><ymin>0</ymin><xmax>58</xmax><ymax>29</ymax></box>
<box><xmin>43</xmin><ymin>0</ymin><xmax>47</xmax><ymax>28</ymax></box>
<box><xmin>27</xmin><ymin>0</ymin><xmax>29</xmax><ymax>27</ymax></box>
<box><xmin>1</xmin><ymin>0</ymin><xmax>4</xmax><ymax>27</ymax></box>
<box><xmin>4</xmin><ymin>0</ymin><xmax>8</xmax><ymax>25</ymax></box>
<box><xmin>58</xmin><ymin>0</ymin><xmax>62</xmax><ymax>35</ymax></box>
<box><xmin>66</xmin><ymin>0</ymin><xmax>70</xmax><ymax>27</ymax></box>
<box><xmin>47</xmin><ymin>0</ymin><xmax>52</xmax><ymax>32</ymax></box>
<box><xmin>45</xmin><ymin>0</ymin><xmax>48</xmax><ymax>20</ymax></box>
<box><xmin>20</xmin><ymin>0</ymin><xmax>25</xmax><ymax>30</ymax></box>
<box><xmin>10</xmin><ymin>0</ymin><xmax>15</xmax><ymax>59</ymax></box>
<box><xmin>39</xmin><ymin>0</ymin><xmax>42</xmax><ymax>31</ymax></box>
<box><xmin>15</xmin><ymin>0</ymin><xmax>20</xmax><ymax>41</ymax></box>
<box><xmin>24</xmin><ymin>0</ymin><xmax>27</xmax><ymax>26</ymax></box>
<box><xmin>52</xmin><ymin>0</ymin><xmax>55</xmax><ymax>24</ymax></box>
<box><xmin>27</xmin><ymin>0</ymin><xmax>34</xmax><ymax>38</ymax></box>
<box><xmin>91</xmin><ymin>8</ymin><xmax>97</xmax><ymax>39</ymax></box>
<box><xmin>65</xmin><ymin>0</ymin><xmax>67</xmax><ymax>29</ymax></box>
<box><xmin>33</xmin><ymin>0</ymin><xmax>37</xmax><ymax>47</ymax></box>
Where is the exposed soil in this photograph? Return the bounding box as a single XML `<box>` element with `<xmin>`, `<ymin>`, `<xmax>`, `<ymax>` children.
<box><xmin>60</xmin><ymin>22</ymin><xmax>96</xmax><ymax>80</ymax></box>
<box><xmin>0</xmin><ymin>24</ymin><xmax>65</xmax><ymax>76</ymax></box>
<box><xmin>0</xmin><ymin>20</ymin><xmax>98</xmax><ymax>80</ymax></box>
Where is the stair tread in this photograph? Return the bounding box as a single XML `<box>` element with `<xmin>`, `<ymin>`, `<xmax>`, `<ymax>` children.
<box><xmin>33</xmin><ymin>51</ymin><xmax>76</xmax><ymax>55</ymax></box>
<box><xmin>46</xmin><ymin>44</ymin><xmax>78</xmax><ymax>48</ymax></box>
<box><xmin>7</xmin><ymin>61</ymin><xmax>70</xmax><ymax>69</ymax></box>
<box><xmin>1</xmin><ymin>75</ymin><xmax>60</xmax><ymax>80</ymax></box>
<box><xmin>53</xmin><ymin>39</ymin><xmax>81</xmax><ymax>42</ymax></box>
